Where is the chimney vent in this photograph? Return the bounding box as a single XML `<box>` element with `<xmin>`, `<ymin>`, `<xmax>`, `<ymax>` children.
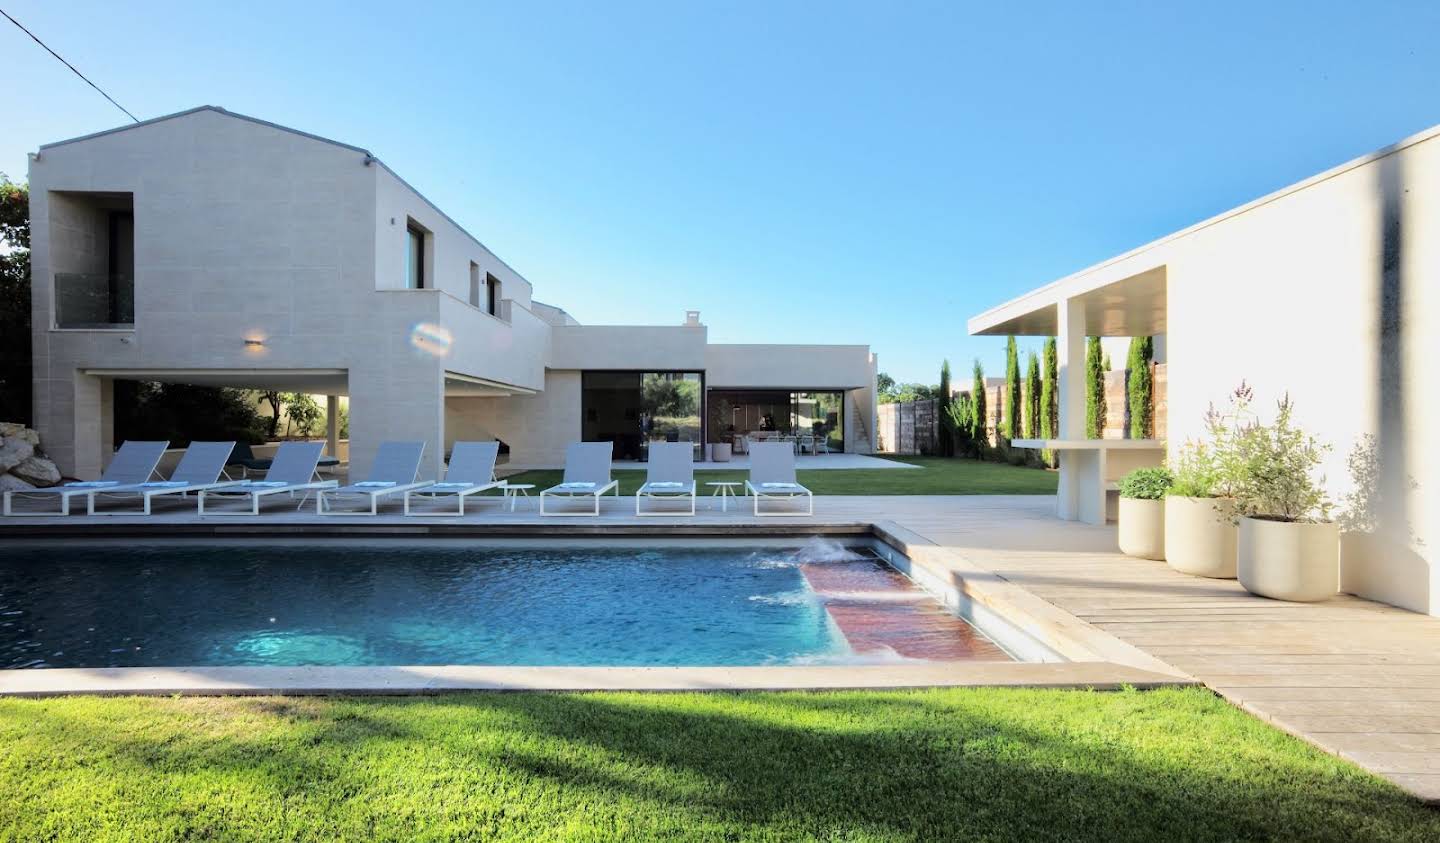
<box><xmin>684</xmin><ymin>310</ymin><xmax>701</xmax><ymax>327</ymax></box>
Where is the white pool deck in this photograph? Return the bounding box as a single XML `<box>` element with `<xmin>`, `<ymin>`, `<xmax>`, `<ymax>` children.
<box><xmin>3</xmin><ymin>493</ymin><xmax>1438</xmax><ymax>802</ymax></box>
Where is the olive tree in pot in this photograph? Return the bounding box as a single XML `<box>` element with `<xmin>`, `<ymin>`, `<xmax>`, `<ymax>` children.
<box><xmin>1117</xmin><ymin>467</ymin><xmax>1172</xmax><ymax>560</ymax></box>
<box><xmin>1163</xmin><ymin>386</ymin><xmax>1250</xmax><ymax>579</ymax></box>
<box><xmin>1230</xmin><ymin>393</ymin><xmax>1336</xmax><ymax>602</ymax></box>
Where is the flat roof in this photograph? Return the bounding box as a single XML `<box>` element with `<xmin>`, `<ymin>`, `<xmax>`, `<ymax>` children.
<box><xmin>968</xmin><ymin>119</ymin><xmax>1440</xmax><ymax>337</ymax></box>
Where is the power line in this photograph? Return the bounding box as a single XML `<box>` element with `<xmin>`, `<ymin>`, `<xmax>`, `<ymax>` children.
<box><xmin>0</xmin><ymin>6</ymin><xmax>139</xmax><ymax>123</ymax></box>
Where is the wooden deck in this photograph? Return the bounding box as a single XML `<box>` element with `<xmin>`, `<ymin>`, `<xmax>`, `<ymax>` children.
<box><xmin>3</xmin><ymin>492</ymin><xmax>1438</xmax><ymax>801</ymax></box>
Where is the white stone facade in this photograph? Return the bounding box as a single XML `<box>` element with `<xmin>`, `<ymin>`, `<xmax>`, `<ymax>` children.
<box><xmin>28</xmin><ymin>107</ymin><xmax>877</xmax><ymax>480</ymax></box>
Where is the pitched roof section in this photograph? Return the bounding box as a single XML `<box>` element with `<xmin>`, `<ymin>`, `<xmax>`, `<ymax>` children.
<box><xmin>38</xmin><ymin>105</ymin><xmax>372</xmax><ymax>155</ymax></box>
<box><xmin>37</xmin><ymin>105</ymin><xmax>535</xmax><ymax>293</ymax></box>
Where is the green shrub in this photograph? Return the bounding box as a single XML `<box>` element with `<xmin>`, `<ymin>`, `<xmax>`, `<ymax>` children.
<box><xmin>1118</xmin><ymin>466</ymin><xmax>1173</xmax><ymax>500</ymax></box>
<box><xmin>1167</xmin><ymin>440</ymin><xmax>1220</xmax><ymax>498</ymax></box>
<box><xmin>1228</xmin><ymin>393</ymin><xmax>1332</xmax><ymax>523</ymax></box>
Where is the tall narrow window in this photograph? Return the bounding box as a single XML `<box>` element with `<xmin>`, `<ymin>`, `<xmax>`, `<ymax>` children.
<box><xmin>486</xmin><ymin>273</ymin><xmax>501</xmax><ymax>316</ymax></box>
<box><xmin>469</xmin><ymin>262</ymin><xmax>481</xmax><ymax>307</ymax></box>
<box><xmin>406</xmin><ymin>223</ymin><xmax>425</xmax><ymax>289</ymax></box>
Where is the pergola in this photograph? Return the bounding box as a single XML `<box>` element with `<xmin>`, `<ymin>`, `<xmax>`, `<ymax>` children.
<box><xmin>968</xmin><ymin>265</ymin><xmax>1167</xmax><ymax>525</ymax></box>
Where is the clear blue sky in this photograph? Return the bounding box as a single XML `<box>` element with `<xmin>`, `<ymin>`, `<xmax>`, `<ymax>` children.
<box><xmin>3</xmin><ymin>1</ymin><xmax>1438</xmax><ymax>383</ymax></box>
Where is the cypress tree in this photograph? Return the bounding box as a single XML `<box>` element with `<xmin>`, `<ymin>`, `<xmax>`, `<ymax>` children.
<box><xmin>1024</xmin><ymin>351</ymin><xmax>1041</xmax><ymax>439</ymax></box>
<box><xmin>1085</xmin><ymin>336</ymin><xmax>1106</xmax><ymax>439</ymax></box>
<box><xmin>1126</xmin><ymin>336</ymin><xmax>1154</xmax><ymax>439</ymax></box>
<box><xmin>970</xmin><ymin>359</ymin><xmax>987</xmax><ymax>454</ymax></box>
<box><xmin>937</xmin><ymin>359</ymin><xmax>954</xmax><ymax>457</ymax></box>
<box><xmin>1003</xmin><ymin>336</ymin><xmax>1021</xmax><ymax>441</ymax></box>
<box><xmin>1041</xmin><ymin>338</ymin><xmax>1057</xmax><ymax>438</ymax></box>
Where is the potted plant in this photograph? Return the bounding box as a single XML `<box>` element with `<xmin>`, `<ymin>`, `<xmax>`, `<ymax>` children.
<box><xmin>1230</xmin><ymin>394</ymin><xmax>1337</xmax><ymax>602</ymax></box>
<box><xmin>1163</xmin><ymin>387</ymin><xmax>1250</xmax><ymax>579</ymax></box>
<box><xmin>1117</xmin><ymin>466</ymin><xmax>1172</xmax><ymax>560</ymax></box>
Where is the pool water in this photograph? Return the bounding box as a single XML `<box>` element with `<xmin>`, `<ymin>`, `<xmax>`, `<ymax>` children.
<box><xmin>0</xmin><ymin>542</ymin><xmax>867</xmax><ymax>669</ymax></box>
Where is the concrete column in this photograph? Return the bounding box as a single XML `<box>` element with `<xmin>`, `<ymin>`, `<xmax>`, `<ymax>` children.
<box><xmin>1057</xmin><ymin>298</ymin><xmax>1086</xmax><ymax>439</ymax></box>
<box><xmin>68</xmin><ymin>372</ymin><xmax>112</xmax><ymax>479</ymax></box>
<box><xmin>348</xmin><ymin>361</ymin><xmax>445</xmax><ymax>482</ymax></box>
<box><xmin>325</xmin><ymin>395</ymin><xmax>340</xmax><ymax>461</ymax></box>
<box><xmin>1055</xmin><ymin>299</ymin><xmax>1105</xmax><ymax>523</ymax></box>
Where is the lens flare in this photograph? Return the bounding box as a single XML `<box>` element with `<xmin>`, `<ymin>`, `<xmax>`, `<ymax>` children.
<box><xmin>409</xmin><ymin>322</ymin><xmax>452</xmax><ymax>357</ymax></box>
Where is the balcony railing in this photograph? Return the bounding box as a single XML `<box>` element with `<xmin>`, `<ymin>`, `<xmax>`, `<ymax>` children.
<box><xmin>54</xmin><ymin>273</ymin><xmax>134</xmax><ymax>329</ymax></box>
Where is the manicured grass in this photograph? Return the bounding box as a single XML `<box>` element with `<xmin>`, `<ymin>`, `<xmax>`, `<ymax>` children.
<box><xmin>1</xmin><ymin>688</ymin><xmax>1434</xmax><ymax>841</ymax></box>
<box><xmin>501</xmin><ymin>456</ymin><xmax>1057</xmax><ymax>496</ymax></box>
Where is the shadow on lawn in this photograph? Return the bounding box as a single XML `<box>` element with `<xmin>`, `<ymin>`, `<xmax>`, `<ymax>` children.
<box><xmin>17</xmin><ymin>690</ymin><xmax>1438</xmax><ymax>841</ymax></box>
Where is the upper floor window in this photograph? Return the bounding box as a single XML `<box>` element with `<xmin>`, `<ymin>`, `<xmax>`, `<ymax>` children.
<box><xmin>405</xmin><ymin>222</ymin><xmax>426</xmax><ymax>289</ymax></box>
<box><xmin>51</xmin><ymin>191</ymin><xmax>135</xmax><ymax>328</ymax></box>
<box><xmin>469</xmin><ymin>262</ymin><xmax>481</xmax><ymax>308</ymax></box>
<box><xmin>486</xmin><ymin>273</ymin><xmax>501</xmax><ymax>316</ymax></box>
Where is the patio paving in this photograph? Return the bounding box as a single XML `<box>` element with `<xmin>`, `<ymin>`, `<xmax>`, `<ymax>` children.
<box><xmin>2</xmin><ymin>492</ymin><xmax>1437</xmax><ymax>801</ymax></box>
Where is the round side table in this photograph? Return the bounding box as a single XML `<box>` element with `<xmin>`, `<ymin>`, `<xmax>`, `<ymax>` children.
<box><xmin>502</xmin><ymin>483</ymin><xmax>535</xmax><ymax>512</ymax></box>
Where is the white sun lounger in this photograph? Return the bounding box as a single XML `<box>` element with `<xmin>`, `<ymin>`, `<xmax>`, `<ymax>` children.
<box><xmin>635</xmin><ymin>441</ymin><xmax>696</xmax><ymax>516</ymax></box>
<box><xmin>197</xmin><ymin>441</ymin><xmax>337</xmax><ymax>515</ymax></box>
<box><xmin>540</xmin><ymin>442</ymin><xmax>620</xmax><ymax>516</ymax></box>
<box><xmin>744</xmin><ymin>442</ymin><xmax>813</xmax><ymax>516</ymax></box>
<box><xmin>316</xmin><ymin>441</ymin><xmax>428</xmax><ymax>515</ymax></box>
<box><xmin>3</xmin><ymin>440</ymin><xmax>169</xmax><ymax>517</ymax></box>
<box><xmin>403</xmin><ymin>441</ymin><xmax>505</xmax><ymax>516</ymax></box>
<box><xmin>85</xmin><ymin>441</ymin><xmax>243</xmax><ymax>515</ymax></box>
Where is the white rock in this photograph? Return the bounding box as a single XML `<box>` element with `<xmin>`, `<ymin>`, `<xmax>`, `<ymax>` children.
<box><xmin>0</xmin><ymin>437</ymin><xmax>34</xmax><ymax>474</ymax></box>
<box><xmin>0</xmin><ymin>474</ymin><xmax>36</xmax><ymax>493</ymax></box>
<box><xmin>0</xmin><ymin>423</ymin><xmax>39</xmax><ymax>446</ymax></box>
<box><xmin>10</xmin><ymin>455</ymin><xmax>61</xmax><ymax>487</ymax></box>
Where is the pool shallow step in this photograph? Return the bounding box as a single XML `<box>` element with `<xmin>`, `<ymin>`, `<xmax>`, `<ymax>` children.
<box><xmin>800</xmin><ymin>561</ymin><xmax>1013</xmax><ymax>662</ymax></box>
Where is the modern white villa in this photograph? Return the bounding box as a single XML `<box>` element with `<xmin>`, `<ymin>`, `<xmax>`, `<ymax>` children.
<box><xmin>26</xmin><ymin>106</ymin><xmax>879</xmax><ymax>481</ymax></box>
<box><xmin>970</xmin><ymin>123</ymin><xmax>1439</xmax><ymax>617</ymax></box>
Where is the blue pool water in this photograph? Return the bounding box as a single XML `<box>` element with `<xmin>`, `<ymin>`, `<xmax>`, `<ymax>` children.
<box><xmin>0</xmin><ymin>542</ymin><xmax>854</xmax><ymax>668</ymax></box>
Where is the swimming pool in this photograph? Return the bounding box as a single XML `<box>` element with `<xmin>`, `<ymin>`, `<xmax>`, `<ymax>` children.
<box><xmin>0</xmin><ymin>539</ymin><xmax>1013</xmax><ymax>669</ymax></box>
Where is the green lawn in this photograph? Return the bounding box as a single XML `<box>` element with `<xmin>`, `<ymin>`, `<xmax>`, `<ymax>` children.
<box><xmin>500</xmin><ymin>456</ymin><xmax>1057</xmax><ymax>496</ymax></box>
<box><xmin>2</xmin><ymin>688</ymin><xmax>1434</xmax><ymax>841</ymax></box>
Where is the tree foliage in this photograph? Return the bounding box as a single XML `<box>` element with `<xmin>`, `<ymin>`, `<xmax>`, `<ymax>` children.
<box><xmin>1085</xmin><ymin>337</ymin><xmax>1106</xmax><ymax>439</ymax></box>
<box><xmin>1126</xmin><ymin>336</ymin><xmax>1154</xmax><ymax>439</ymax></box>
<box><xmin>282</xmin><ymin>392</ymin><xmax>323</xmax><ymax>437</ymax></box>
<box><xmin>1003</xmin><ymin>336</ymin><xmax>1020</xmax><ymax>441</ymax></box>
<box><xmin>945</xmin><ymin>392</ymin><xmax>977</xmax><ymax>459</ymax></box>
<box><xmin>115</xmin><ymin>382</ymin><xmax>267</xmax><ymax>447</ymax></box>
<box><xmin>937</xmin><ymin>359</ymin><xmax>954</xmax><ymax>457</ymax></box>
<box><xmin>1024</xmin><ymin>351</ymin><xmax>1040</xmax><ymax>440</ymax></box>
<box><xmin>876</xmin><ymin>372</ymin><xmax>897</xmax><ymax>403</ymax></box>
<box><xmin>970</xmin><ymin>359</ymin><xmax>987</xmax><ymax>449</ymax></box>
<box><xmin>0</xmin><ymin>176</ymin><xmax>31</xmax><ymax>425</ymax></box>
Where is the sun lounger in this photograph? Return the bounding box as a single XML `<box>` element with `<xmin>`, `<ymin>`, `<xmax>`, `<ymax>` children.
<box><xmin>635</xmin><ymin>441</ymin><xmax>696</xmax><ymax>516</ymax></box>
<box><xmin>316</xmin><ymin>441</ymin><xmax>427</xmax><ymax>515</ymax></box>
<box><xmin>85</xmin><ymin>441</ymin><xmax>242</xmax><ymax>515</ymax></box>
<box><xmin>744</xmin><ymin>442</ymin><xmax>813</xmax><ymax>516</ymax></box>
<box><xmin>540</xmin><ymin>442</ymin><xmax>620</xmax><ymax>516</ymax></box>
<box><xmin>3</xmin><ymin>440</ymin><xmax>168</xmax><ymax>516</ymax></box>
<box><xmin>197</xmin><ymin>441</ymin><xmax>337</xmax><ymax>515</ymax></box>
<box><xmin>403</xmin><ymin>441</ymin><xmax>504</xmax><ymax>516</ymax></box>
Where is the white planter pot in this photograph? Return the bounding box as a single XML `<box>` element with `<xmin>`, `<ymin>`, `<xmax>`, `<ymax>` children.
<box><xmin>1117</xmin><ymin>498</ymin><xmax>1165</xmax><ymax>560</ymax></box>
<box><xmin>1237</xmin><ymin>517</ymin><xmax>1340</xmax><ymax>602</ymax></box>
<box><xmin>1164</xmin><ymin>496</ymin><xmax>1238</xmax><ymax>579</ymax></box>
<box><xmin>710</xmin><ymin>443</ymin><xmax>732</xmax><ymax>463</ymax></box>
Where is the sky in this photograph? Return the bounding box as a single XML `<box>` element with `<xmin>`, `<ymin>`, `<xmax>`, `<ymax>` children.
<box><xmin>3</xmin><ymin>1</ymin><xmax>1438</xmax><ymax>383</ymax></box>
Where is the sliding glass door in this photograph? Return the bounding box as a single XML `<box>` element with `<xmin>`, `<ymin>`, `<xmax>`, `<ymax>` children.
<box><xmin>707</xmin><ymin>389</ymin><xmax>845</xmax><ymax>452</ymax></box>
<box><xmin>582</xmin><ymin>371</ymin><xmax>703</xmax><ymax>460</ymax></box>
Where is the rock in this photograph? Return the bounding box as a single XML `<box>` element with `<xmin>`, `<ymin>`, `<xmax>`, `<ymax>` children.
<box><xmin>0</xmin><ymin>423</ymin><xmax>39</xmax><ymax>446</ymax></box>
<box><xmin>0</xmin><ymin>474</ymin><xmax>35</xmax><ymax>493</ymax></box>
<box><xmin>0</xmin><ymin>436</ymin><xmax>34</xmax><ymax>474</ymax></box>
<box><xmin>10</xmin><ymin>455</ymin><xmax>61</xmax><ymax>487</ymax></box>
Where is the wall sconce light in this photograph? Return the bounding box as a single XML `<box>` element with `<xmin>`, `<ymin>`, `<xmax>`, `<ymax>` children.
<box><xmin>244</xmin><ymin>337</ymin><xmax>266</xmax><ymax>348</ymax></box>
